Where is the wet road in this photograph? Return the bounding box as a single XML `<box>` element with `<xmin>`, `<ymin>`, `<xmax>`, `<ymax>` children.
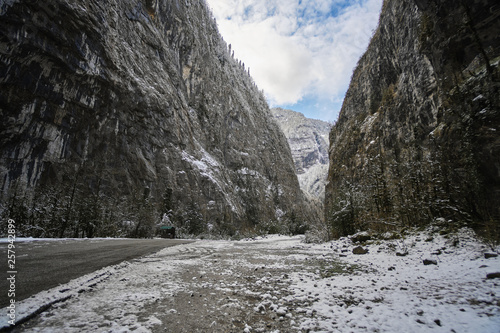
<box><xmin>0</xmin><ymin>238</ymin><xmax>194</xmax><ymax>308</ymax></box>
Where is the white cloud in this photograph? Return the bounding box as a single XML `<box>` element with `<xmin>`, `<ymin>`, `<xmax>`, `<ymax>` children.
<box><xmin>206</xmin><ymin>0</ymin><xmax>383</xmax><ymax>121</ymax></box>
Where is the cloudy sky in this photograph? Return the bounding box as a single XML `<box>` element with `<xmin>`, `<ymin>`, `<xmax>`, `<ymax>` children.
<box><xmin>205</xmin><ymin>0</ymin><xmax>383</xmax><ymax>122</ymax></box>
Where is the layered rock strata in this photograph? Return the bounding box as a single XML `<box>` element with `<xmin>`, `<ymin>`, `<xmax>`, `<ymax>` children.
<box><xmin>271</xmin><ymin>108</ymin><xmax>330</xmax><ymax>200</ymax></box>
<box><xmin>325</xmin><ymin>0</ymin><xmax>500</xmax><ymax>237</ymax></box>
<box><xmin>0</xmin><ymin>0</ymin><xmax>308</xmax><ymax>237</ymax></box>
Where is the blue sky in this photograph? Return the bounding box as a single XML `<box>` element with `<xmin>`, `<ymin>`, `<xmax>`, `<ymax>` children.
<box><xmin>205</xmin><ymin>0</ymin><xmax>383</xmax><ymax>122</ymax></box>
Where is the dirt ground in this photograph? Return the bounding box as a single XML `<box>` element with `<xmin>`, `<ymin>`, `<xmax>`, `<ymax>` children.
<box><xmin>142</xmin><ymin>240</ymin><xmax>328</xmax><ymax>332</ymax></box>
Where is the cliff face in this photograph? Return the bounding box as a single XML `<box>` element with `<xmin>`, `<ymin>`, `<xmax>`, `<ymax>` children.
<box><xmin>0</xmin><ymin>0</ymin><xmax>307</xmax><ymax>237</ymax></box>
<box><xmin>271</xmin><ymin>108</ymin><xmax>330</xmax><ymax>200</ymax></box>
<box><xmin>325</xmin><ymin>0</ymin><xmax>500</xmax><ymax>237</ymax></box>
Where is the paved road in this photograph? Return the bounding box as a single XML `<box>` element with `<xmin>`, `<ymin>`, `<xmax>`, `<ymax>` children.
<box><xmin>0</xmin><ymin>238</ymin><xmax>193</xmax><ymax>308</ymax></box>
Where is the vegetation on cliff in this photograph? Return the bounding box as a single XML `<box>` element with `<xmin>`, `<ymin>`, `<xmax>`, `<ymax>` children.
<box><xmin>0</xmin><ymin>0</ymin><xmax>310</xmax><ymax>238</ymax></box>
<box><xmin>325</xmin><ymin>0</ymin><xmax>500</xmax><ymax>240</ymax></box>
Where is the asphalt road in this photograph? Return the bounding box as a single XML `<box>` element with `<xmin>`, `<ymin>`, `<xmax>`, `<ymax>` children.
<box><xmin>0</xmin><ymin>238</ymin><xmax>194</xmax><ymax>308</ymax></box>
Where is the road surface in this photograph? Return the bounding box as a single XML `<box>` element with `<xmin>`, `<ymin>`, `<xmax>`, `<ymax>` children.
<box><xmin>0</xmin><ymin>238</ymin><xmax>193</xmax><ymax>308</ymax></box>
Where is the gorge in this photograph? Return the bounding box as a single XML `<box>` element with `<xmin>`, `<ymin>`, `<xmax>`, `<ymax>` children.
<box><xmin>1</xmin><ymin>0</ymin><xmax>499</xmax><ymax>241</ymax></box>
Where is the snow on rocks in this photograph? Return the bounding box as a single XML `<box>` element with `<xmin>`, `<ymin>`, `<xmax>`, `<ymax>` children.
<box><xmin>295</xmin><ymin>227</ymin><xmax>500</xmax><ymax>332</ymax></box>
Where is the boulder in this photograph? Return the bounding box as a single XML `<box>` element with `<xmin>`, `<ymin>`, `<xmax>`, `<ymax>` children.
<box><xmin>353</xmin><ymin>246</ymin><xmax>369</xmax><ymax>255</ymax></box>
<box><xmin>351</xmin><ymin>232</ymin><xmax>372</xmax><ymax>243</ymax></box>
<box><xmin>486</xmin><ymin>272</ymin><xmax>500</xmax><ymax>279</ymax></box>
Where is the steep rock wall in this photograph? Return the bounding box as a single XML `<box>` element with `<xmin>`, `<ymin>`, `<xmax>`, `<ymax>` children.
<box><xmin>0</xmin><ymin>0</ymin><xmax>307</xmax><ymax>237</ymax></box>
<box><xmin>325</xmin><ymin>0</ymin><xmax>500</xmax><ymax>237</ymax></box>
<box><xmin>271</xmin><ymin>108</ymin><xmax>330</xmax><ymax>200</ymax></box>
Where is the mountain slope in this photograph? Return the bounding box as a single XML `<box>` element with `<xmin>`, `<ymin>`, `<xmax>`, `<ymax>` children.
<box><xmin>271</xmin><ymin>108</ymin><xmax>331</xmax><ymax>200</ymax></box>
<box><xmin>0</xmin><ymin>0</ymin><xmax>308</xmax><ymax>237</ymax></box>
<box><xmin>325</xmin><ymin>0</ymin><xmax>500</xmax><ymax>237</ymax></box>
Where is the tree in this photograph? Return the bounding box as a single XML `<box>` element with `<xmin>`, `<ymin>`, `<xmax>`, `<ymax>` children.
<box><xmin>327</xmin><ymin>179</ymin><xmax>363</xmax><ymax>238</ymax></box>
<box><xmin>184</xmin><ymin>201</ymin><xmax>205</xmax><ymax>235</ymax></box>
<box><xmin>286</xmin><ymin>211</ymin><xmax>308</xmax><ymax>235</ymax></box>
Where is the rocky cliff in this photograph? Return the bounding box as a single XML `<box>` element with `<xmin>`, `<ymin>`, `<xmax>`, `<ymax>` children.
<box><xmin>325</xmin><ymin>0</ymin><xmax>500</xmax><ymax>237</ymax></box>
<box><xmin>271</xmin><ymin>108</ymin><xmax>330</xmax><ymax>200</ymax></box>
<box><xmin>0</xmin><ymin>0</ymin><xmax>308</xmax><ymax>237</ymax></box>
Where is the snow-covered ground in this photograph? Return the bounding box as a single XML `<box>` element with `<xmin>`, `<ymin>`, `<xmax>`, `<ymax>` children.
<box><xmin>2</xmin><ymin>228</ymin><xmax>500</xmax><ymax>332</ymax></box>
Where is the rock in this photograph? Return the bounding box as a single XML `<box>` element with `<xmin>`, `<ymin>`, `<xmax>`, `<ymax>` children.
<box><xmin>353</xmin><ymin>246</ymin><xmax>369</xmax><ymax>255</ymax></box>
<box><xmin>0</xmin><ymin>0</ymin><xmax>311</xmax><ymax>237</ymax></box>
<box><xmin>486</xmin><ymin>272</ymin><xmax>500</xmax><ymax>279</ymax></box>
<box><xmin>396</xmin><ymin>251</ymin><xmax>408</xmax><ymax>257</ymax></box>
<box><xmin>275</xmin><ymin>307</ymin><xmax>288</xmax><ymax>316</ymax></box>
<box><xmin>351</xmin><ymin>232</ymin><xmax>372</xmax><ymax>243</ymax></box>
<box><xmin>423</xmin><ymin>259</ymin><xmax>438</xmax><ymax>266</ymax></box>
<box><xmin>388</xmin><ymin>266</ymin><xmax>396</xmax><ymax>271</ymax></box>
<box><xmin>324</xmin><ymin>0</ymin><xmax>500</xmax><ymax>234</ymax></box>
<box><xmin>484</xmin><ymin>253</ymin><xmax>498</xmax><ymax>259</ymax></box>
<box><xmin>380</xmin><ymin>232</ymin><xmax>400</xmax><ymax>240</ymax></box>
<box><xmin>271</xmin><ymin>108</ymin><xmax>331</xmax><ymax>201</ymax></box>
<box><xmin>254</xmin><ymin>303</ymin><xmax>266</xmax><ymax>313</ymax></box>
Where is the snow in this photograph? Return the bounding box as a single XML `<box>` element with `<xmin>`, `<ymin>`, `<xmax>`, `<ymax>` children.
<box><xmin>2</xmin><ymin>229</ymin><xmax>499</xmax><ymax>332</ymax></box>
<box><xmin>237</xmin><ymin>167</ymin><xmax>263</xmax><ymax>178</ymax></box>
<box><xmin>180</xmin><ymin>146</ymin><xmax>241</xmax><ymax>214</ymax></box>
<box><xmin>361</xmin><ymin>113</ymin><xmax>378</xmax><ymax>133</ymax></box>
<box><xmin>473</xmin><ymin>94</ymin><xmax>484</xmax><ymax>102</ymax></box>
<box><xmin>296</xmin><ymin>163</ymin><xmax>328</xmax><ymax>199</ymax></box>
<box><xmin>294</xmin><ymin>228</ymin><xmax>500</xmax><ymax>332</ymax></box>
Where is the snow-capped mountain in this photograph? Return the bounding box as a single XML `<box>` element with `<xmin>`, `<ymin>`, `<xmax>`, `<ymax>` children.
<box><xmin>271</xmin><ymin>108</ymin><xmax>331</xmax><ymax>200</ymax></box>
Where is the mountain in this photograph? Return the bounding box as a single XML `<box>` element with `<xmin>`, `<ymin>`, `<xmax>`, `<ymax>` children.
<box><xmin>0</xmin><ymin>0</ymin><xmax>309</xmax><ymax>237</ymax></box>
<box><xmin>325</xmin><ymin>0</ymin><xmax>500</xmax><ymax>238</ymax></box>
<box><xmin>271</xmin><ymin>108</ymin><xmax>331</xmax><ymax>200</ymax></box>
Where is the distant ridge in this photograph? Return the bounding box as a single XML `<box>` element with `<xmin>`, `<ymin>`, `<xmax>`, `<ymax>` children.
<box><xmin>271</xmin><ymin>108</ymin><xmax>331</xmax><ymax>201</ymax></box>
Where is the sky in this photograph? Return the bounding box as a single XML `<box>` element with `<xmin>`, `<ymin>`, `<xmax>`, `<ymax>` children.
<box><xmin>205</xmin><ymin>0</ymin><xmax>383</xmax><ymax>122</ymax></box>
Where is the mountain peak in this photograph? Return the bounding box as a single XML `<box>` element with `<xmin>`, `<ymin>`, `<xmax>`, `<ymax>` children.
<box><xmin>271</xmin><ymin>108</ymin><xmax>331</xmax><ymax>200</ymax></box>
